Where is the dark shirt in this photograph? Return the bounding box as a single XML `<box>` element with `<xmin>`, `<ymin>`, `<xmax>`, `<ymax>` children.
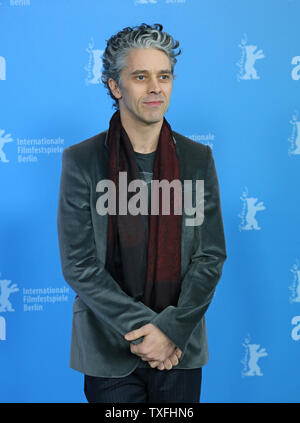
<box><xmin>134</xmin><ymin>150</ymin><xmax>156</xmax><ymax>217</ymax></box>
<box><xmin>134</xmin><ymin>149</ymin><xmax>156</xmax><ymax>368</ymax></box>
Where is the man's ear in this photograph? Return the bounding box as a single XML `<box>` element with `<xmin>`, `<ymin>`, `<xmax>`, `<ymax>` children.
<box><xmin>108</xmin><ymin>78</ymin><xmax>122</xmax><ymax>100</ymax></box>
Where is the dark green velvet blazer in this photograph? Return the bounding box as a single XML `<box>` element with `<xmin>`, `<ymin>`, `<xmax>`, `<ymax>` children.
<box><xmin>57</xmin><ymin>129</ymin><xmax>227</xmax><ymax>377</ymax></box>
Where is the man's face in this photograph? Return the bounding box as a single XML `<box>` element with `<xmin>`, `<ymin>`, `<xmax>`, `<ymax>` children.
<box><xmin>110</xmin><ymin>48</ymin><xmax>174</xmax><ymax>125</ymax></box>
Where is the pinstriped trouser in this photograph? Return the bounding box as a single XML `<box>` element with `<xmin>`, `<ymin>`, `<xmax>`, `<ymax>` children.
<box><xmin>84</xmin><ymin>367</ymin><xmax>202</xmax><ymax>403</ymax></box>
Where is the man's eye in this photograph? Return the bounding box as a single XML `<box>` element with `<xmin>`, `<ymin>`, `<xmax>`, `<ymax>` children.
<box><xmin>136</xmin><ymin>75</ymin><xmax>170</xmax><ymax>81</ymax></box>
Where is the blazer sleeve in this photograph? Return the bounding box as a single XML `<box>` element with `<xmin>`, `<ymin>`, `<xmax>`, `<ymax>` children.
<box><xmin>149</xmin><ymin>145</ymin><xmax>227</xmax><ymax>357</ymax></box>
<box><xmin>57</xmin><ymin>146</ymin><xmax>157</xmax><ymax>343</ymax></box>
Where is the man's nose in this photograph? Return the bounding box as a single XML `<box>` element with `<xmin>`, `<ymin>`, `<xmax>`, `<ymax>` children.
<box><xmin>147</xmin><ymin>77</ymin><xmax>161</xmax><ymax>93</ymax></box>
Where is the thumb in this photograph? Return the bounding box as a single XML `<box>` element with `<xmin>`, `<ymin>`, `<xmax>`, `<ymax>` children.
<box><xmin>124</xmin><ymin>325</ymin><xmax>149</xmax><ymax>341</ymax></box>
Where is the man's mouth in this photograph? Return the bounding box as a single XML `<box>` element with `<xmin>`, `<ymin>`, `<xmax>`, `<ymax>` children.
<box><xmin>144</xmin><ymin>101</ymin><xmax>163</xmax><ymax>107</ymax></box>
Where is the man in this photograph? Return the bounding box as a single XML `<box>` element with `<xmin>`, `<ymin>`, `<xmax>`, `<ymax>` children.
<box><xmin>57</xmin><ymin>23</ymin><xmax>227</xmax><ymax>403</ymax></box>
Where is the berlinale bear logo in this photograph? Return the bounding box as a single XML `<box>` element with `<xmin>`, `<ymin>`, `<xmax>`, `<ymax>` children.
<box><xmin>0</xmin><ymin>129</ymin><xmax>13</xmax><ymax>163</ymax></box>
<box><xmin>0</xmin><ymin>278</ymin><xmax>19</xmax><ymax>312</ymax></box>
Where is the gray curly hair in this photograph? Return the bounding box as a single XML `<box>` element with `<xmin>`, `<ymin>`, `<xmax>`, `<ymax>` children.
<box><xmin>101</xmin><ymin>23</ymin><xmax>181</xmax><ymax>110</ymax></box>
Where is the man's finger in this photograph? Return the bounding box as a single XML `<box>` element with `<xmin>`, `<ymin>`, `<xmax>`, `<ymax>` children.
<box><xmin>175</xmin><ymin>348</ymin><xmax>182</xmax><ymax>359</ymax></box>
<box><xmin>124</xmin><ymin>325</ymin><xmax>148</xmax><ymax>341</ymax></box>
<box><xmin>169</xmin><ymin>353</ymin><xmax>179</xmax><ymax>366</ymax></box>
<box><xmin>148</xmin><ymin>360</ymin><xmax>160</xmax><ymax>368</ymax></box>
<box><xmin>157</xmin><ymin>362</ymin><xmax>165</xmax><ymax>370</ymax></box>
<box><xmin>163</xmin><ymin>359</ymin><xmax>173</xmax><ymax>370</ymax></box>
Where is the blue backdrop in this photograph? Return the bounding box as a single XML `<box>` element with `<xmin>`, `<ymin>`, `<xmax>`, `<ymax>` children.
<box><xmin>1</xmin><ymin>0</ymin><xmax>299</xmax><ymax>403</ymax></box>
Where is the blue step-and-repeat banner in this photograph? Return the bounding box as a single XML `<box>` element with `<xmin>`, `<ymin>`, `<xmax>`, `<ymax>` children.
<box><xmin>1</xmin><ymin>0</ymin><xmax>299</xmax><ymax>403</ymax></box>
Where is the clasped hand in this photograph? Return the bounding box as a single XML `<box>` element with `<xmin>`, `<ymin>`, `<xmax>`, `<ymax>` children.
<box><xmin>124</xmin><ymin>323</ymin><xmax>182</xmax><ymax>370</ymax></box>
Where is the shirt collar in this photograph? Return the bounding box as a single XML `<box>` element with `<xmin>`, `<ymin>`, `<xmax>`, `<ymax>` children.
<box><xmin>104</xmin><ymin>130</ymin><xmax>176</xmax><ymax>148</ymax></box>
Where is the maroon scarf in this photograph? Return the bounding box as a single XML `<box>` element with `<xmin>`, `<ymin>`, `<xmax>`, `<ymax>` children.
<box><xmin>105</xmin><ymin>110</ymin><xmax>182</xmax><ymax>313</ymax></box>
